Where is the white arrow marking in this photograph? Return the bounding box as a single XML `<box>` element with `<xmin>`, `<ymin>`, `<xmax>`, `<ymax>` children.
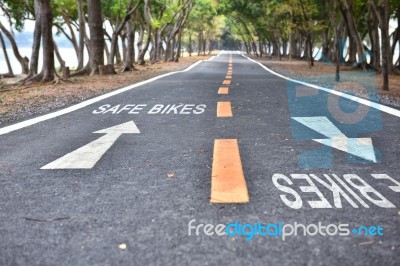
<box><xmin>313</xmin><ymin>137</ymin><xmax>377</xmax><ymax>163</ymax></box>
<box><xmin>292</xmin><ymin>116</ymin><xmax>377</xmax><ymax>163</ymax></box>
<box><xmin>41</xmin><ymin>121</ymin><xmax>140</xmax><ymax>169</ymax></box>
<box><xmin>292</xmin><ymin>116</ymin><xmax>344</xmax><ymax>138</ymax></box>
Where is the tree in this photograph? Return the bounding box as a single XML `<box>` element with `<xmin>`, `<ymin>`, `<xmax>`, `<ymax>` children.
<box><xmin>87</xmin><ymin>0</ymin><xmax>105</xmax><ymax>75</ymax></box>
<box><xmin>0</xmin><ymin>21</ymin><xmax>29</xmax><ymax>74</ymax></box>
<box><xmin>104</xmin><ymin>0</ymin><xmax>141</xmax><ymax>69</ymax></box>
<box><xmin>26</xmin><ymin>0</ymin><xmax>56</xmax><ymax>82</ymax></box>
<box><xmin>40</xmin><ymin>0</ymin><xmax>56</xmax><ymax>82</ymax></box>
<box><xmin>0</xmin><ymin>0</ymin><xmax>30</xmax><ymax>74</ymax></box>
<box><xmin>0</xmin><ymin>31</ymin><xmax>13</xmax><ymax>76</ymax></box>
<box><xmin>370</xmin><ymin>0</ymin><xmax>391</xmax><ymax>91</ymax></box>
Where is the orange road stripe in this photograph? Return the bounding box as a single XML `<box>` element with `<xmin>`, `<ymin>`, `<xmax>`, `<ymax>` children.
<box><xmin>227</xmin><ymin>72</ymin><xmax>233</xmax><ymax>75</ymax></box>
<box><xmin>217</xmin><ymin>101</ymin><xmax>233</xmax><ymax>117</ymax></box>
<box><xmin>223</xmin><ymin>80</ymin><xmax>231</xmax><ymax>85</ymax></box>
<box><xmin>218</xmin><ymin>87</ymin><xmax>229</xmax><ymax>94</ymax></box>
<box><xmin>226</xmin><ymin>75</ymin><xmax>232</xmax><ymax>79</ymax></box>
<box><xmin>210</xmin><ymin>139</ymin><xmax>249</xmax><ymax>203</ymax></box>
<box><xmin>229</xmin><ymin>64</ymin><xmax>233</xmax><ymax>67</ymax></box>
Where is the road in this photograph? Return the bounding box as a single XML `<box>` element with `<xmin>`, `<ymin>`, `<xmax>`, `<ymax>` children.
<box><xmin>0</xmin><ymin>52</ymin><xmax>399</xmax><ymax>265</ymax></box>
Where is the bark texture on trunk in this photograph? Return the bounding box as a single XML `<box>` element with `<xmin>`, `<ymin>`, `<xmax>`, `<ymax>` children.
<box><xmin>370</xmin><ymin>0</ymin><xmax>391</xmax><ymax>91</ymax></box>
<box><xmin>77</xmin><ymin>0</ymin><xmax>86</xmax><ymax>70</ymax></box>
<box><xmin>87</xmin><ymin>0</ymin><xmax>105</xmax><ymax>75</ymax></box>
<box><xmin>40</xmin><ymin>0</ymin><xmax>55</xmax><ymax>82</ymax></box>
<box><xmin>28</xmin><ymin>0</ymin><xmax>42</xmax><ymax>77</ymax></box>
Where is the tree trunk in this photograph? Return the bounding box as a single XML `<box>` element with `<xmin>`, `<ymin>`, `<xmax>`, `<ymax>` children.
<box><xmin>60</xmin><ymin>13</ymin><xmax>79</xmax><ymax>58</ymax></box>
<box><xmin>391</xmin><ymin>5</ymin><xmax>400</xmax><ymax>69</ymax></box>
<box><xmin>164</xmin><ymin>37</ymin><xmax>172</xmax><ymax>62</ymax></box>
<box><xmin>188</xmin><ymin>32</ymin><xmax>192</xmax><ymax>56</ymax></box>
<box><xmin>282</xmin><ymin>39</ymin><xmax>287</xmax><ymax>57</ymax></box>
<box><xmin>121</xmin><ymin>33</ymin><xmax>127</xmax><ymax>63</ymax></box>
<box><xmin>368</xmin><ymin>3</ymin><xmax>380</xmax><ymax>69</ymax></box>
<box><xmin>244</xmin><ymin>41</ymin><xmax>249</xmax><ymax>55</ymax></box>
<box><xmin>197</xmin><ymin>31</ymin><xmax>202</xmax><ymax>56</ymax></box>
<box><xmin>40</xmin><ymin>0</ymin><xmax>55</xmax><ymax>82</ymax></box>
<box><xmin>171</xmin><ymin>36</ymin><xmax>176</xmax><ymax>61</ymax></box>
<box><xmin>347</xmin><ymin>35</ymin><xmax>357</xmax><ymax>64</ymax></box>
<box><xmin>138</xmin><ymin>31</ymin><xmax>151</xmax><ymax>65</ymax></box>
<box><xmin>0</xmin><ymin>32</ymin><xmax>13</xmax><ymax>76</ymax></box>
<box><xmin>87</xmin><ymin>0</ymin><xmax>104</xmax><ymax>75</ymax></box>
<box><xmin>137</xmin><ymin>21</ymin><xmax>145</xmax><ymax>59</ymax></box>
<box><xmin>175</xmin><ymin>30</ymin><xmax>182</xmax><ymax>62</ymax></box>
<box><xmin>320</xmin><ymin>0</ymin><xmax>330</xmax><ymax>61</ymax></box>
<box><xmin>289</xmin><ymin>29</ymin><xmax>295</xmax><ymax>61</ymax></box>
<box><xmin>156</xmin><ymin>30</ymin><xmax>164</xmax><ymax>62</ymax></box>
<box><xmin>28</xmin><ymin>0</ymin><xmax>42</xmax><ymax>78</ymax></box>
<box><xmin>115</xmin><ymin>36</ymin><xmax>122</xmax><ymax>65</ymax></box>
<box><xmin>329</xmin><ymin>0</ymin><xmax>340</xmax><ymax>81</ymax></box>
<box><xmin>77</xmin><ymin>0</ymin><xmax>86</xmax><ymax>70</ymax></box>
<box><xmin>379</xmin><ymin>3</ymin><xmax>390</xmax><ymax>91</ymax></box>
<box><xmin>54</xmin><ymin>40</ymin><xmax>65</xmax><ymax>71</ymax></box>
<box><xmin>306</xmin><ymin>32</ymin><xmax>314</xmax><ymax>67</ymax></box>
<box><xmin>62</xmin><ymin>66</ymin><xmax>70</xmax><ymax>79</ymax></box>
<box><xmin>296</xmin><ymin>32</ymin><xmax>302</xmax><ymax>58</ymax></box>
<box><xmin>371</xmin><ymin>0</ymin><xmax>390</xmax><ymax>91</ymax></box>
<box><xmin>0</xmin><ymin>21</ymin><xmax>29</xmax><ymax>74</ymax></box>
<box><xmin>122</xmin><ymin>18</ymin><xmax>135</xmax><ymax>71</ymax></box>
<box><xmin>104</xmin><ymin>40</ymin><xmax>110</xmax><ymax>61</ymax></box>
<box><xmin>338</xmin><ymin>0</ymin><xmax>367</xmax><ymax>69</ymax></box>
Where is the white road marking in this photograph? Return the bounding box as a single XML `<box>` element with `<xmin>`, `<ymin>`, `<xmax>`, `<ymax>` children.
<box><xmin>292</xmin><ymin>116</ymin><xmax>377</xmax><ymax>162</ymax></box>
<box><xmin>292</xmin><ymin>116</ymin><xmax>344</xmax><ymax>138</ymax></box>
<box><xmin>242</xmin><ymin>53</ymin><xmax>400</xmax><ymax>118</ymax></box>
<box><xmin>41</xmin><ymin>121</ymin><xmax>140</xmax><ymax>169</ymax></box>
<box><xmin>314</xmin><ymin>137</ymin><xmax>376</xmax><ymax>163</ymax></box>
<box><xmin>272</xmin><ymin>173</ymin><xmax>397</xmax><ymax>209</ymax></box>
<box><xmin>0</xmin><ymin>60</ymin><xmax>204</xmax><ymax>136</ymax></box>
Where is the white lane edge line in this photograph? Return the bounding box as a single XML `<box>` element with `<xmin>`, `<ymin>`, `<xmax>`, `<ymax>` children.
<box><xmin>0</xmin><ymin>60</ymin><xmax>204</xmax><ymax>136</ymax></box>
<box><xmin>242</xmin><ymin>54</ymin><xmax>400</xmax><ymax>118</ymax></box>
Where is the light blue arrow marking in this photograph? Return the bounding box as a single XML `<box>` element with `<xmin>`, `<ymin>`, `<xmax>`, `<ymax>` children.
<box><xmin>292</xmin><ymin>116</ymin><xmax>377</xmax><ymax>163</ymax></box>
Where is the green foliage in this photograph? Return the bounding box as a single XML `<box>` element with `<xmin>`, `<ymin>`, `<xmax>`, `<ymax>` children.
<box><xmin>0</xmin><ymin>0</ymin><xmax>34</xmax><ymax>31</ymax></box>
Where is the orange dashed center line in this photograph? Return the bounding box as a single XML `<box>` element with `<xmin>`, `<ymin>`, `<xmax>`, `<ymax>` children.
<box><xmin>223</xmin><ymin>80</ymin><xmax>231</xmax><ymax>85</ymax></box>
<box><xmin>210</xmin><ymin>139</ymin><xmax>249</xmax><ymax>204</ymax></box>
<box><xmin>226</xmin><ymin>75</ymin><xmax>232</xmax><ymax>79</ymax></box>
<box><xmin>217</xmin><ymin>101</ymin><xmax>233</xmax><ymax>117</ymax></box>
<box><xmin>218</xmin><ymin>87</ymin><xmax>229</xmax><ymax>94</ymax></box>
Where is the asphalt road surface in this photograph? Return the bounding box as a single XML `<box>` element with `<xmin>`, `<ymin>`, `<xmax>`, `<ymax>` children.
<box><xmin>0</xmin><ymin>52</ymin><xmax>399</xmax><ymax>265</ymax></box>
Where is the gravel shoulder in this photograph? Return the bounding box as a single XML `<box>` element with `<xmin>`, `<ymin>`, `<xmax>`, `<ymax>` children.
<box><xmin>0</xmin><ymin>55</ymin><xmax>211</xmax><ymax>126</ymax></box>
<box><xmin>252</xmin><ymin>56</ymin><xmax>400</xmax><ymax>109</ymax></box>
